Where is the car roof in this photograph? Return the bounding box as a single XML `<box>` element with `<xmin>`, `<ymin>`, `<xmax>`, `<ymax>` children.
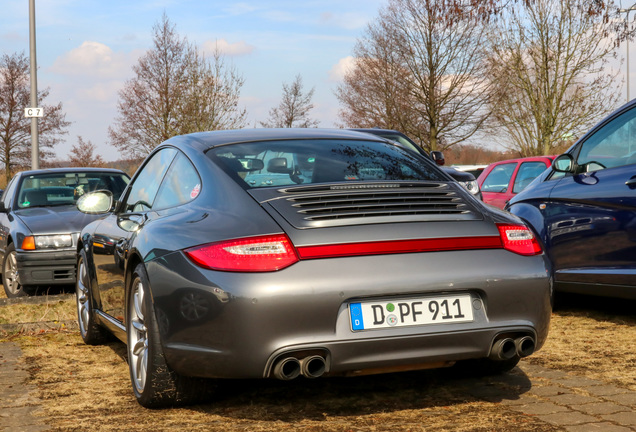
<box><xmin>16</xmin><ymin>167</ymin><xmax>128</xmax><ymax>177</ymax></box>
<box><xmin>164</xmin><ymin>128</ymin><xmax>388</xmax><ymax>152</ymax></box>
<box><xmin>349</xmin><ymin>128</ymin><xmax>403</xmax><ymax>135</ymax></box>
<box><xmin>486</xmin><ymin>155</ymin><xmax>557</xmax><ymax>166</ymax></box>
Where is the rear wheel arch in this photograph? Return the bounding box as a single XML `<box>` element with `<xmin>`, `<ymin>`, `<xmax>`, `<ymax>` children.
<box><xmin>124</xmin><ymin>252</ymin><xmax>144</xmax><ymax>321</ymax></box>
<box><xmin>126</xmin><ymin>262</ymin><xmax>210</xmax><ymax>407</ymax></box>
<box><xmin>76</xmin><ymin>248</ymin><xmax>109</xmax><ymax>345</ymax></box>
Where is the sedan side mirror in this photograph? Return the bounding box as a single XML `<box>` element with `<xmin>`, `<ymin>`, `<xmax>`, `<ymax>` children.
<box><xmin>77</xmin><ymin>191</ymin><xmax>114</xmax><ymax>214</ymax></box>
<box><xmin>553</xmin><ymin>154</ymin><xmax>575</xmax><ymax>173</ymax></box>
<box><xmin>430</xmin><ymin>151</ymin><xmax>446</xmax><ymax>166</ymax></box>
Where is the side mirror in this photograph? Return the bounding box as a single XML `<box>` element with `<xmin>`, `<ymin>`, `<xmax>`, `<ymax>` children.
<box><xmin>77</xmin><ymin>191</ymin><xmax>113</xmax><ymax>214</ymax></box>
<box><xmin>553</xmin><ymin>154</ymin><xmax>574</xmax><ymax>173</ymax></box>
<box><xmin>267</xmin><ymin>157</ymin><xmax>292</xmax><ymax>174</ymax></box>
<box><xmin>430</xmin><ymin>151</ymin><xmax>445</xmax><ymax>166</ymax></box>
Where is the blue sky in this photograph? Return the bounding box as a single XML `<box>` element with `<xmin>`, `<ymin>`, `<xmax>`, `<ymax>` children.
<box><xmin>1</xmin><ymin>0</ymin><xmax>386</xmax><ymax>161</ymax></box>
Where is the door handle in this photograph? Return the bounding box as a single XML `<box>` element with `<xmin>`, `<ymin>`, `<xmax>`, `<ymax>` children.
<box><xmin>625</xmin><ymin>177</ymin><xmax>636</xmax><ymax>188</ymax></box>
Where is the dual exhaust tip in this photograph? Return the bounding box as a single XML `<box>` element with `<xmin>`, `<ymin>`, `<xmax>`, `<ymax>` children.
<box><xmin>273</xmin><ymin>355</ymin><xmax>326</xmax><ymax>380</ymax></box>
<box><xmin>489</xmin><ymin>335</ymin><xmax>535</xmax><ymax>361</ymax></box>
<box><xmin>274</xmin><ymin>336</ymin><xmax>535</xmax><ymax>379</ymax></box>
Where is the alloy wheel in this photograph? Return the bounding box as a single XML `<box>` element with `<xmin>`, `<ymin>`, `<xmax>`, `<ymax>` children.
<box><xmin>75</xmin><ymin>258</ymin><xmax>90</xmax><ymax>336</ymax></box>
<box><xmin>129</xmin><ymin>279</ymin><xmax>149</xmax><ymax>394</ymax></box>
<box><xmin>3</xmin><ymin>251</ymin><xmax>21</xmax><ymax>296</ymax></box>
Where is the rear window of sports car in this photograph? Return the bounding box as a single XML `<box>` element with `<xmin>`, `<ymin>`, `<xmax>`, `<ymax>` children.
<box><xmin>208</xmin><ymin>139</ymin><xmax>445</xmax><ymax>188</ymax></box>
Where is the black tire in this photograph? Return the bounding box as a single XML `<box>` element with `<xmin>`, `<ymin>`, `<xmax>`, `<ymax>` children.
<box><xmin>2</xmin><ymin>243</ymin><xmax>32</xmax><ymax>298</ymax></box>
<box><xmin>452</xmin><ymin>356</ymin><xmax>520</xmax><ymax>377</ymax></box>
<box><xmin>75</xmin><ymin>249</ymin><xmax>109</xmax><ymax>345</ymax></box>
<box><xmin>127</xmin><ymin>263</ymin><xmax>210</xmax><ymax>408</ymax></box>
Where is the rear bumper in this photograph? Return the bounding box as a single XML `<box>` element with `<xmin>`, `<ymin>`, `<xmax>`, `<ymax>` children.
<box><xmin>16</xmin><ymin>250</ymin><xmax>77</xmax><ymax>286</ymax></box>
<box><xmin>146</xmin><ymin>248</ymin><xmax>552</xmax><ymax>380</ymax></box>
<box><xmin>164</xmin><ymin>324</ymin><xmax>539</xmax><ymax>379</ymax></box>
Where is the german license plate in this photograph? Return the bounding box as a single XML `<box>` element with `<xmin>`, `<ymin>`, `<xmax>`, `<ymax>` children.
<box><xmin>349</xmin><ymin>295</ymin><xmax>473</xmax><ymax>331</ymax></box>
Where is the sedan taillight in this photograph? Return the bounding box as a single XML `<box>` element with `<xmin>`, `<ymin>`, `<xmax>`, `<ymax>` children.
<box><xmin>184</xmin><ymin>234</ymin><xmax>299</xmax><ymax>272</ymax></box>
<box><xmin>496</xmin><ymin>224</ymin><xmax>542</xmax><ymax>256</ymax></box>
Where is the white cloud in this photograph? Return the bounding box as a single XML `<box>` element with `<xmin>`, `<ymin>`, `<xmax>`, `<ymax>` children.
<box><xmin>49</xmin><ymin>41</ymin><xmax>139</xmax><ymax>79</ymax></box>
<box><xmin>201</xmin><ymin>39</ymin><xmax>255</xmax><ymax>57</ymax></box>
<box><xmin>223</xmin><ymin>3</ymin><xmax>260</xmax><ymax>15</ymax></box>
<box><xmin>329</xmin><ymin>56</ymin><xmax>355</xmax><ymax>82</ymax></box>
<box><xmin>320</xmin><ymin>11</ymin><xmax>371</xmax><ymax>30</ymax></box>
<box><xmin>76</xmin><ymin>81</ymin><xmax>126</xmax><ymax>103</ymax></box>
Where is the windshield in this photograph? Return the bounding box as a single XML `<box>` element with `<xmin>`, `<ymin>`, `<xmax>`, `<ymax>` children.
<box><xmin>16</xmin><ymin>171</ymin><xmax>130</xmax><ymax>209</ymax></box>
<box><xmin>208</xmin><ymin>139</ymin><xmax>444</xmax><ymax>188</ymax></box>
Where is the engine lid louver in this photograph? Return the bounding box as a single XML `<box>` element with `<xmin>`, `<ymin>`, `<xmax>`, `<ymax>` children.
<box><xmin>251</xmin><ymin>182</ymin><xmax>482</xmax><ymax>229</ymax></box>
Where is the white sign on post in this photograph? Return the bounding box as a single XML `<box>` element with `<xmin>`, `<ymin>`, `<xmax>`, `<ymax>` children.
<box><xmin>24</xmin><ymin>107</ymin><xmax>44</xmax><ymax>118</ymax></box>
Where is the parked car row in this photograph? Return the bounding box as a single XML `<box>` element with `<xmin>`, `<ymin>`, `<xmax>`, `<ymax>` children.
<box><xmin>507</xmin><ymin>99</ymin><xmax>636</xmax><ymax>300</ymax></box>
<box><xmin>0</xmin><ymin>168</ymin><xmax>130</xmax><ymax>297</ymax></box>
<box><xmin>2</xmin><ymin>97</ymin><xmax>634</xmax><ymax>408</ymax></box>
<box><xmin>478</xmin><ymin>156</ymin><xmax>556</xmax><ymax>209</ymax></box>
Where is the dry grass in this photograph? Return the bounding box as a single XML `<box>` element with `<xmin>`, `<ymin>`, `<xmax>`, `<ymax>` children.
<box><xmin>0</xmin><ymin>296</ymin><xmax>76</xmax><ymax>324</ymax></box>
<box><xmin>1</xmin><ymin>292</ymin><xmax>635</xmax><ymax>431</ymax></box>
<box><xmin>529</xmin><ymin>293</ymin><xmax>636</xmax><ymax>391</ymax></box>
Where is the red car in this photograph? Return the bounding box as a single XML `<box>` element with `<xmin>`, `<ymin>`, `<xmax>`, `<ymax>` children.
<box><xmin>478</xmin><ymin>156</ymin><xmax>556</xmax><ymax>209</ymax></box>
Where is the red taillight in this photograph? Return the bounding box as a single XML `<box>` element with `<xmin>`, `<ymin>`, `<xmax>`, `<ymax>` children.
<box><xmin>184</xmin><ymin>234</ymin><xmax>299</xmax><ymax>272</ymax></box>
<box><xmin>496</xmin><ymin>224</ymin><xmax>542</xmax><ymax>256</ymax></box>
<box><xmin>296</xmin><ymin>236</ymin><xmax>502</xmax><ymax>259</ymax></box>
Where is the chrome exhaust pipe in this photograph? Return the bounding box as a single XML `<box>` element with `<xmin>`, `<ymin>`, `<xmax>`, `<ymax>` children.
<box><xmin>273</xmin><ymin>357</ymin><xmax>301</xmax><ymax>380</ymax></box>
<box><xmin>300</xmin><ymin>355</ymin><xmax>326</xmax><ymax>379</ymax></box>
<box><xmin>515</xmin><ymin>336</ymin><xmax>536</xmax><ymax>358</ymax></box>
<box><xmin>489</xmin><ymin>338</ymin><xmax>517</xmax><ymax>361</ymax></box>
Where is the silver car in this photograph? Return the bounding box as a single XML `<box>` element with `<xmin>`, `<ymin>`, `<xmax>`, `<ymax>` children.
<box><xmin>75</xmin><ymin>129</ymin><xmax>552</xmax><ymax>408</ymax></box>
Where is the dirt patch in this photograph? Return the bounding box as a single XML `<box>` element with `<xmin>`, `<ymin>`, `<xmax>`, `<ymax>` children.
<box><xmin>10</xmin><ymin>330</ymin><xmax>556</xmax><ymax>432</ymax></box>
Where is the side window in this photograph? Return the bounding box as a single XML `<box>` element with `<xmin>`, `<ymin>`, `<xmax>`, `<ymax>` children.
<box><xmin>154</xmin><ymin>153</ymin><xmax>201</xmax><ymax>209</ymax></box>
<box><xmin>512</xmin><ymin>161</ymin><xmax>548</xmax><ymax>193</ymax></box>
<box><xmin>481</xmin><ymin>163</ymin><xmax>516</xmax><ymax>193</ymax></box>
<box><xmin>124</xmin><ymin>148</ymin><xmax>177</xmax><ymax>213</ymax></box>
<box><xmin>578</xmin><ymin>107</ymin><xmax>636</xmax><ymax>171</ymax></box>
<box><xmin>2</xmin><ymin>177</ymin><xmax>17</xmax><ymax>208</ymax></box>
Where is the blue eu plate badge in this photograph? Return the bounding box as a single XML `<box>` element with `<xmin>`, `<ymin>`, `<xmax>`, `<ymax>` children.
<box><xmin>349</xmin><ymin>303</ymin><xmax>364</xmax><ymax>331</ymax></box>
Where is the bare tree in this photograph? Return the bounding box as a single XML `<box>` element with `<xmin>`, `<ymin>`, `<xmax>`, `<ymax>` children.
<box><xmin>109</xmin><ymin>14</ymin><xmax>247</xmax><ymax>158</ymax></box>
<box><xmin>488</xmin><ymin>0</ymin><xmax>623</xmax><ymax>156</ymax></box>
<box><xmin>182</xmin><ymin>48</ymin><xmax>247</xmax><ymax>132</ymax></box>
<box><xmin>69</xmin><ymin>136</ymin><xmax>105</xmax><ymax>167</ymax></box>
<box><xmin>335</xmin><ymin>24</ymin><xmax>422</xmax><ymax>139</ymax></box>
<box><xmin>337</xmin><ymin>0</ymin><xmax>494</xmax><ymax>152</ymax></box>
<box><xmin>260</xmin><ymin>75</ymin><xmax>319</xmax><ymax>128</ymax></box>
<box><xmin>0</xmin><ymin>52</ymin><xmax>70</xmax><ymax>184</ymax></box>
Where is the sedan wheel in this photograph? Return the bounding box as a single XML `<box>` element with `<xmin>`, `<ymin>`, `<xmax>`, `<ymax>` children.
<box><xmin>127</xmin><ymin>263</ymin><xmax>210</xmax><ymax>408</ymax></box>
<box><xmin>2</xmin><ymin>244</ymin><xmax>29</xmax><ymax>298</ymax></box>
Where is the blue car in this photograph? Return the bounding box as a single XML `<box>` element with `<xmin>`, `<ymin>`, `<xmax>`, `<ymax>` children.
<box><xmin>506</xmin><ymin>100</ymin><xmax>636</xmax><ymax>300</ymax></box>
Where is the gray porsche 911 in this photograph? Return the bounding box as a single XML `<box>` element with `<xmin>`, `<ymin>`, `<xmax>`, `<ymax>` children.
<box><xmin>75</xmin><ymin>129</ymin><xmax>551</xmax><ymax>408</ymax></box>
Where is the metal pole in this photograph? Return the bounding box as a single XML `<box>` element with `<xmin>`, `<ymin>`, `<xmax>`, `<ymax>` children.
<box><xmin>621</xmin><ymin>4</ymin><xmax>636</xmax><ymax>102</ymax></box>
<box><xmin>28</xmin><ymin>0</ymin><xmax>39</xmax><ymax>169</ymax></box>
